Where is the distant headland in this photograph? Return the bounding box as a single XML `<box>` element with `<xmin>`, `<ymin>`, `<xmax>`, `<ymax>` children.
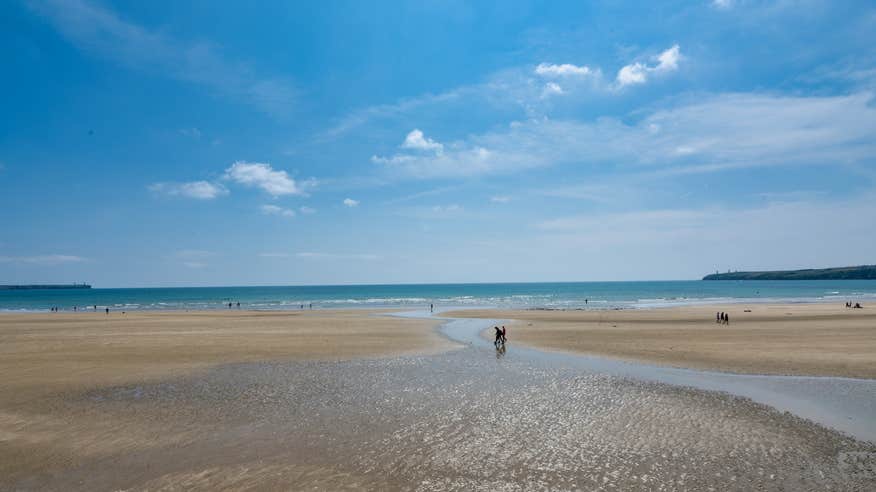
<box><xmin>0</xmin><ymin>283</ymin><xmax>91</xmax><ymax>290</ymax></box>
<box><xmin>703</xmin><ymin>265</ymin><xmax>876</xmax><ymax>280</ymax></box>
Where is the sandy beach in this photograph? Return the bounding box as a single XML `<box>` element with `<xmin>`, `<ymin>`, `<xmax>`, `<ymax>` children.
<box><xmin>2</xmin><ymin>308</ymin><xmax>875</xmax><ymax>490</ymax></box>
<box><xmin>0</xmin><ymin>309</ymin><xmax>455</xmax><ymax>406</ymax></box>
<box><xmin>445</xmin><ymin>302</ymin><xmax>876</xmax><ymax>378</ymax></box>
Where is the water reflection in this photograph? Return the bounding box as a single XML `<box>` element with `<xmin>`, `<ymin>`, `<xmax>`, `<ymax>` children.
<box><xmin>495</xmin><ymin>343</ymin><xmax>506</xmax><ymax>359</ymax></box>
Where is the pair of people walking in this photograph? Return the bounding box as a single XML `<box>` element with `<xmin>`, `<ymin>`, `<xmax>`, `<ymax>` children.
<box><xmin>716</xmin><ymin>312</ymin><xmax>729</xmax><ymax>325</ymax></box>
<box><xmin>494</xmin><ymin>325</ymin><xmax>507</xmax><ymax>347</ymax></box>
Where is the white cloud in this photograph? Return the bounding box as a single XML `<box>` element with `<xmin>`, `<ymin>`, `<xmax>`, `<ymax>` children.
<box><xmin>299</xmin><ymin>206</ymin><xmax>316</xmax><ymax>214</ymax></box>
<box><xmin>401</xmin><ymin>129</ymin><xmax>444</xmax><ymax>153</ymax></box>
<box><xmin>343</xmin><ymin>198</ymin><xmax>359</xmax><ymax>207</ymax></box>
<box><xmin>616</xmin><ymin>44</ymin><xmax>682</xmax><ymax>87</ymax></box>
<box><xmin>490</xmin><ymin>196</ymin><xmax>511</xmax><ymax>203</ymax></box>
<box><xmin>541</xmin><ymin>82</ymin><xmax>565</xmax><ymax>98</ymax></box>
<box><xmin>535</xmin><ymin>63</ymin><xmax>593</xmax><ymax>77</ymax></box>
<box><xmin>712</xmin><ymin>0</ymin><xmax>733</xmax><ymax>9</ymax></box>
<box><xmin>0</xmin><ymin>254</ymin><xmax>87</xmax><ymax>265</ymax></box>
<box><xmin>296</xmin><ymin>252</ymin><xmax>380</xmax><ymax>260</ymax></box>
<box><xmin>224</xmin><ymin>161</ymin><xmax>301</xmax><ymax>196</ymax></box>
<box><xmin>149</xmin><ymin>181</ymin><xmax>228</xmax><ymax>199</ymax></box>
<box><xmin>617</xmin><ymin>63</ymin><xmax>648</xmax><ymax>86</ymax></box>
<box><xmin>260</xmin><ymin>204</ymin><xmax>296</xmax><ymax>217</ymax></box>
<box><xmin>656</xmin><ymin>45</ymin><xmax>681</xmax><ymax>72</ymax></box>
<box><xmin>28</xmin><ymin>0</ymin><xmax>296</xmax><ymax>115</ymax></box>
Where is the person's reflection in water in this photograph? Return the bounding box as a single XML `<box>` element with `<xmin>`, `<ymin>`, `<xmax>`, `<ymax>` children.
<box><xmin>495</xmin><ymin>343</ymin><xmax>506</xmax><ymax>359</ymax></box>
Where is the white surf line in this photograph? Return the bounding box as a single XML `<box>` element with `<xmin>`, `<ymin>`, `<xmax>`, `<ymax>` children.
<box><xmin>396</xmin><ymin>309</ymin><xmax>876</xmax><ymax>444</ymax></box>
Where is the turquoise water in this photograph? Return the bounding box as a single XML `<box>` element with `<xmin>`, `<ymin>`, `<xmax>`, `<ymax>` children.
<box><xmin>2</xmin><ymin>280</ymin><xmax>876</xmax><ymax>312</ymax></box>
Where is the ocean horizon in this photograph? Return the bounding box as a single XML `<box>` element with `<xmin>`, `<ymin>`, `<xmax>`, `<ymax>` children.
<box><xmin>4</xmin><ymin>279</ymin><xmax>876</xmax><ymax>312</ymax></box>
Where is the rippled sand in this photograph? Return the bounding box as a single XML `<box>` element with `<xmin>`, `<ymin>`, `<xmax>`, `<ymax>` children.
<box><xmin>4</xmin><ymin>346</ymin><xmax>874</xmax><ymax>491</ymax></box>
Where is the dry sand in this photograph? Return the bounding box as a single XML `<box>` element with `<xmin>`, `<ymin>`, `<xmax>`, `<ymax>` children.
<box><xmin>0</xmin><ymin>309</ymin><xmax>455</xmax><ymax>406</ymax></box>
<box><xmin>445</xmin><ymin>303</ymin><xmax>876</xmax><ymax>378</ymax></box>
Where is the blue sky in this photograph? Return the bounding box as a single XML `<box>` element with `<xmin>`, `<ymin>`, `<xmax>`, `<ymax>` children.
<box><xmin>2</xmin><ymin>0</ymin><xmax>875</xmax><ymax>286</ymax></box>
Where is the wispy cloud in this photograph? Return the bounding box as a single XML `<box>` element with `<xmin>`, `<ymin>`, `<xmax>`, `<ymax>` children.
<box><xmin>533</xmin><ymin>195</ymin><xmax>876</xmax><ymax>269</ymax></box>
<box><xmin>295</xmin><ymin>252</ymin><xmax>380</xmax><ymax>260</ymax></box>
<box><xmin>179</xmin><ymin>127</ymin><xmax>202</xmax><ymax>139</ymax></box>
<box><xmin>298</xmin><ymin>206</ymin><xmax>316</xmax><ymax>214</ymax></box>
<box><xmin>398</xmin><ymin>204</ymin><xmax>467</xmax><ymax>220</ymax></box>
<box><xmin>541</xmin><ymin>81</ymin><xmax>564</xmax><ymax>98</ymax></box>
<box><xmin>343</xmin><ymin>198</ymin><xmax>359</xmax><ymax>207</ymax></box>
<box><xmin>169</xmin><ymin>249</ymin><xmax>215</xmax><ymax>269</ymax></box>
<box><xmin>224</xmin><ymin>161</ymin><xmax>302</xmax><ymax>196</ymax></box>
<box><xmin>259</xmin><ymin>253</ymin><xmax>289</xmax><ymax>258</ymax></box>
<box><xmin>535</xmin><ymin>63</ymin><xmax>595</xmax><ymax>77</ymax></box>
<box><xmin>28</xmin><ymin>0</ymin><xmax>296</xmax><ymax>115</ymax></box>
<box><xmin>322</xmin><ymin>89</ymin><xmax>467</xmax><ymax>140</ymax></box>
<box><xmin>616</xmin><ymin>45</ymin><xmax>682</xmax><ymax>87</ymax></box>
<box><xmin>369</xmin><ymin>91</ymin><xmax>876</xmax><ymax>179</ymax></box>
<box><xmin>327</xmin><ymin>45</ymin><xmax>679</xmax><ymax>140</ymax></box>
<box><xmin>260</xmin><ymin>204</ymin><xmax>296</xmax><ymax>217</ymax></box>
<box><xmin>148</xmin><ymin>181</ymin><xmax>228</xmax><ymax>199</ymax></box>
<box><xmin>0</xmin><ymin>254</ymin><xmax>87</xmax><ymax>265</ymax></box>
<box><xmin>490</xmin><ymin>196</ymin><xmax>511</xmax><ymax>203</ymax></box>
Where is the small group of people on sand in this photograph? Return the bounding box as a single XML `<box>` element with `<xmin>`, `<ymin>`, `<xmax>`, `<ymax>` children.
<box><xmin>716</xmin><ymin>311</ymin><xmax>729</xmax><ymax>325</ymax></box>
<box><xmin>845</xmin><ymin>301</ymin><xmax>863</xmax><ymax>309</ymax></box>
<box><xmin>493</xmin><ymin>325</ymin><xmax>507</xmax><ymax>347</ymax></box>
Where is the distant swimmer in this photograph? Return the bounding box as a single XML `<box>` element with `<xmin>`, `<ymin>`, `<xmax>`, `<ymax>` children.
<box><xmin>430</xmin><ymin>303</ymin><xmax>434</xmax><ymax>313</ymax></box>
<box><xmin>236</xmin><ymin>301</ymin><xmax>240</xmax><ymax>309</ymax></box>
<box><xmin>105</xmin><ymin>307</ymin><xmax>109</xmax><ymax>314</ymax></box>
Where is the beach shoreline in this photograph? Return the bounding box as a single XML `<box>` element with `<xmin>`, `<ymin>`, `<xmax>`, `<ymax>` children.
<box><xmin>445</xmin><ymin>302</ymin><xmax>876</xmax><ymax>379</ymax></box>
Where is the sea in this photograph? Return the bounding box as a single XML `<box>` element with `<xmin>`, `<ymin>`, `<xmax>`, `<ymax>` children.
<box><xmin>2</xmin><ymin>280</ymin><xmax>876</xmax><ymax>312</ymax></box>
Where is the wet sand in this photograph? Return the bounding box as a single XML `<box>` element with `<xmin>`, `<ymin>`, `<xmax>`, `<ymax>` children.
<box><xmin>445</xmin><ymin>303</ymin><xmax>876</xmax><ymax>378</ymax></box>
<box><xmin>0</xmin><ymin>310</ymin><xmax>455</xmax><ymax>406</ymax></box>
<box><xmin>2</xmin><ymin>309</ymin><xmax>875</xmax><ymax>490</ymax></box>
